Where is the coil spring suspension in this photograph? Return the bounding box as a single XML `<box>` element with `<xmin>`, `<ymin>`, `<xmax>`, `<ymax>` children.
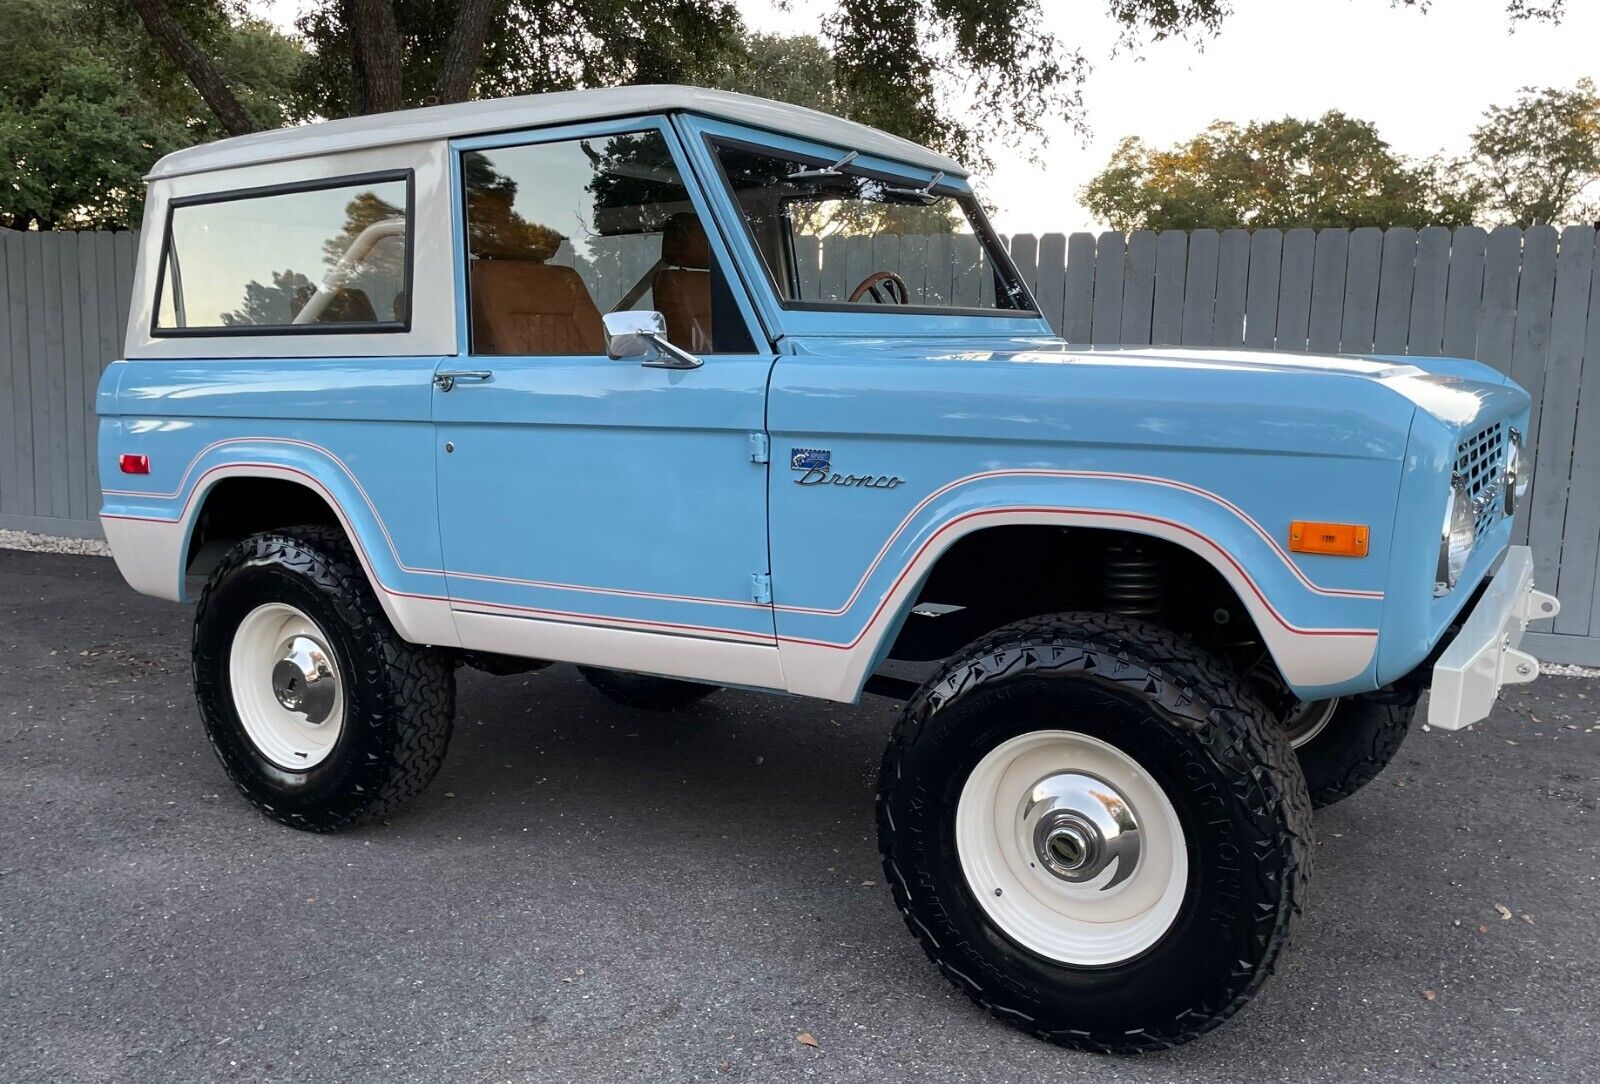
<box><xmin>1103</xmin><ymin>540</ymin><xmax>1163</xmax><ymax>618</ymax></box>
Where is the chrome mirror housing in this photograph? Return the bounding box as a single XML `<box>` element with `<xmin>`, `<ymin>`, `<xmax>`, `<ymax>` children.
<box><xmin>602</xmin><ymin>310</ymin><xmax>702</xmax><ymax>369</ymax></box>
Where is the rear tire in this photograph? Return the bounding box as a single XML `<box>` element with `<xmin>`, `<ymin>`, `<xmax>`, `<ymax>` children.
<box><xmin>576</xmin><ymin>666</ymin><xmax>720</xmax><ymax>711</ymax></box>
<box><xmin>877</xmin><ymin>612</ymin><xmax>1313</xmax><ymax>1053</ymax></box>
<box><xmin>192</xmin><ymin>527</ymin><xmax>454</xmax><ymax>832</ymax></box>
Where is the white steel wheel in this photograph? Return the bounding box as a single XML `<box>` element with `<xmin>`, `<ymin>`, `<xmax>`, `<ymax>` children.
<box><xmin>228</xmin><ymin>602</ymin><xmax>346</xmax><ymax>771</ymax></box>
<box><xmin>955</xmin><ymin>729</ymin><xmax>1188</xmax><ymax>967</ymax></box>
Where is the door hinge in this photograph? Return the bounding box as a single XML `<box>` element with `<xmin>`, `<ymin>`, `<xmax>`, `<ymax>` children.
<box><xmin>750</xmin><ymin>572</ymin><xmax>772</xmax><ymax>604</ymax></box>
<box><xmin>748</xmin><ymin>432</ymin><xmax>770</xmax><ymax>464</ymax></box>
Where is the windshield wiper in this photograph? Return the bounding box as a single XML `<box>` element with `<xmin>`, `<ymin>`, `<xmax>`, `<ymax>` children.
<box><xmin>878</xmin><ymin>171</ymin><xmax>945</xmax><ymax>206</ymax></box>
<box><xmin>787</xmin><ymin>150</ymin><xmax>859</xmax><ymax>181</ymax></box>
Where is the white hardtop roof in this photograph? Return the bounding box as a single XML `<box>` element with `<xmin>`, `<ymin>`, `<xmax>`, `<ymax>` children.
<box><xmin>146</xmin><ymin>85</ymin><xmax>968</xmax><ymax>181</ymax></box>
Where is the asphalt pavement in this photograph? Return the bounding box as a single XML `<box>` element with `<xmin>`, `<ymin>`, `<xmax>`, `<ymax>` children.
<box><xmin>2</xmin><ymin>548</ymin><xmax>1597</xmax><ymax>1083</ymax></box>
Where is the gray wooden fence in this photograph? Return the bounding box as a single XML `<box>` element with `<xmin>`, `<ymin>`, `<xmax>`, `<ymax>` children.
<box><xmin>3</xmin><ymin>225</ymin><xmax>1599</xmax><ymax>663</ymax></box>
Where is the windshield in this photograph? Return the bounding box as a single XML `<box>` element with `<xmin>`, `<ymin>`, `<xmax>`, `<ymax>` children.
<box><xmin>713</xmin><ymin>142</ymin><xmax>1034</xmax><ymax>314</ymax></box>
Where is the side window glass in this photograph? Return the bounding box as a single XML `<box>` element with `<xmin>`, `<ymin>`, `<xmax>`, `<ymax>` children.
<box><xmin>463</xmin><ymin>130</ymin><xmax>752</xmax><ymax>357</ymax></box>
<box><xmin>155</xmin><ymin>175</ymin><xmax>410</xmax><ymax>333</ymax></box>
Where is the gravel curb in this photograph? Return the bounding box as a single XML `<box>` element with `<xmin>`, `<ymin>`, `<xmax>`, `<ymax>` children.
<box><xmin>0</xmin><ymin>529</ymin><xmax>111</xmax><ymax>557</ymax></box>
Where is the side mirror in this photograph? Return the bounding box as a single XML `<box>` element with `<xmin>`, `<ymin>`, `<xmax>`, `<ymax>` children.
<box><xmin>602</xmin><ymin>310</ymin><xmax>703</xmax><ymax>370</ymax></box>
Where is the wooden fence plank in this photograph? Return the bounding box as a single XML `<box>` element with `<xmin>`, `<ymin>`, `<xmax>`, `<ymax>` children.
<box><xmin>1442</xmin><ymin>226</ymin><xmax>1488</xmax><ymax>358</ymax></box>
<box><xmin>1308</xmin><ymin>228</ymin><xmax>1348</xmax><ymax>353</ymax></box>
<box><xmin>1062</xmin><ymin>232</ymin><xmax>1096</xmax><ymax>343</ymax></box>
<box><xmin>1034</xmin><ymin>233</ymin><xmax>1066</xmax><ymax>335</ymax></box>
<box><xmin>1408</xmin><ymin>226</ymin><xmax>1452</xmax><ymax>356</ymax></box>
<box><xmin>1119</xmin><ymin>231</ymin><xmax>1157</xmax><ymax>345</ymax></box>
<box><xmin>114</xmin><ymin>231</ymin><xmax>137</xmax><ymax>336</ymax></box>
<box><xmin>1341</xmin><ymin>226</ymin><xmax>1383</xmax><ymax>352</ymax></box>
<box><xmin>1562</xmin><ymin>232</ymin><xmax>1600</xmax><ymax>636</ymax></box>
<box><xmin>1091</xmin><ymin>232</ymin><xmax>1125</xmax><ymax>345</ymax></box>
<box><xmin>0</xmin><ymin>234</ymin><xmax>13</xmax><ymax>515</ymax></box>
<box><xmin>1151</xmin><ymin>231</ymin><xmax>1187</xmax><ymax>345</ymax></box>
<box><xmin>1180</xmin><ymin>229</ymin><xmax>1219</xmax><ymax>345</ymax></box>
<box><xmin>794</xmin><ymin>235</ymin><xmax>821</xmax><ymax>299</ymax></box>
<box><xmin>1510</xmin><ymin>226</ymin><xmax>1559</xmax><ymax>459</ymax></box>
<box><xmin>1276</xmin><ymin>228</ymin><xmax>1316</xmax><ymax>351</ymax></box>
<box><xmin>1009</xmin><ymin>232</ymin><xmax>1038</xmax><ymax>296</ymax></box>
<box><xmin>1373</xmin><ymin>226</ymin><xmax>1418</xmax><ymax>354</ymax></box>
<box><xmin>3</xmin><ymin>234</ymin><xmax>31</xmax><ymax>517</ymax></box>
<box><xmin>921</xmin><ymin>232</ymin><xmax>951</xmax><ymax>308</ymax></box>
<box><xmin>1212</xmin><ymin>229</ymin><xmax>1250</xmax><ymax>347</ymax></box>
<box><xmin>898</xmin><ymin>233</ymin><xmax>928</xmax><ymax>305</ymax></box>
<box><xmin>1476</xmin><ymin>225</ymin><xmax>1522</xmax><ymax>374</ymax></box>
<box><xmin>1529</xmin><ymin>227</ymin><xmax>1596</xmax><ymax>631</ymax></box>
<box><xmin>59</xmin><ymin>232</ymin><xmax>87</xmax><ymax>522</ymax></box>
<box><xmin>1243</xmin><ymin>229</ymin><xmax>1283</xmax><ymax>349</ymax></box>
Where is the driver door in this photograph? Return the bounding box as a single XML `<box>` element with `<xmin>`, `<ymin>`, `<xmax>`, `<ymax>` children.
<box><xmin>432</xmin><ymin>119</ymin><xmax>781</xmax><ymax>688</ymax></box>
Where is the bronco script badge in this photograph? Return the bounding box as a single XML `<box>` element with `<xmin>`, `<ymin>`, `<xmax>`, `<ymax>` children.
<box><xmin>790</xmin><ymin>448</ymin><xmax>906</xmax><ymax>490</ymax></box>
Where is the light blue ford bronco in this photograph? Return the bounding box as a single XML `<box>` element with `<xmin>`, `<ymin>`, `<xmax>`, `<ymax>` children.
<box><xmin>98</xmin><ymin>86</ymin><xmax>1559</xmax><ymax>1051</ymax></box>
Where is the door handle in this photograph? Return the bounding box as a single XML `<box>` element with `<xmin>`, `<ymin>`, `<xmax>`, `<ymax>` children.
<box><xmin>434</xmin><ymin>370</ymin><xmax>493</xmax><ymax>392</ymax></box>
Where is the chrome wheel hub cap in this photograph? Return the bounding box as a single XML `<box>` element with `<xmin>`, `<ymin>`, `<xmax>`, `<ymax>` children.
<box><xmin>270</xmin><ymin>635</ymin><xmax>338</xmax><ymax>724</ymax></box>
<box><xmin>1026</xmin><ymin>772</ymin><xmax>1141</xmax><ymax>888</ymax></box>
<box><xmin>229</xmin><ymin>603</ymin><xmax>345</xmax><ymax>770</ymax></box>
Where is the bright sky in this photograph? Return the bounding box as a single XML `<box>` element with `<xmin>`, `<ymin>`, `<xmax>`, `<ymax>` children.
<box><xmin>254</xmin><ymin>0</ymin><xmax>1600</xmax><ymax>232</ymax></box>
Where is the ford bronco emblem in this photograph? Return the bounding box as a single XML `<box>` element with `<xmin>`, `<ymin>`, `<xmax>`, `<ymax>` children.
<box><xmin>790</xmin><ymin>448</ymin><xmax>831</xmax><ymax>472</ymax></box>
<box><xmin>791</xmin><ymin>448</ymin><xmax>906</xmax><ymax>490</ymax></box>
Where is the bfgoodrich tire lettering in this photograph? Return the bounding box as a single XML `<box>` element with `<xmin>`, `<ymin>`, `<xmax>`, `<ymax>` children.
<box><xmin>877</xmin><ymin>612</ymin><xmax>1314</xmax><ymax>1053</ymax></box>
<box><xmin>193</xmin><ymin>527</ymin><xmax>454</xmax><ymax>832</ymax></box>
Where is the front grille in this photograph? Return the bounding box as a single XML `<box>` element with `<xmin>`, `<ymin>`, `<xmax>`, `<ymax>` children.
<box><xmin>1454</xmin><ymin>422</ymin><xmax>1506</xmax><ymax>540</ymax></box>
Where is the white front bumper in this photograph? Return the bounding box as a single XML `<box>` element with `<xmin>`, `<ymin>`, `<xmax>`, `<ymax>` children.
<box><xmin>1427</xmin><ymin>546</ymin><xmax>1560</xmax><ymax>731</ymax></box>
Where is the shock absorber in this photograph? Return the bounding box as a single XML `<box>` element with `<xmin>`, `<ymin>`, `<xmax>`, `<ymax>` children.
<box><xmin>1103</xmin><ymin>539</ymin><xmax>1163</xmax><ymax>618</ymax></box>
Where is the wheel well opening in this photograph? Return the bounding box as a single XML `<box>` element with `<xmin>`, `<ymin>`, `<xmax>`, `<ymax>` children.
<box><xmin>186</xmin><ymin>477</ymin><xmax>342</xmax><ymax>579</ymax></box>
<box><xmin>885</xmin><ymin>524</ymin><xmax>1279</xmax><ymax>686</ymax></box>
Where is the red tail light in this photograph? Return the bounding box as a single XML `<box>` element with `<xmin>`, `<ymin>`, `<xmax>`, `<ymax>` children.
<box><xmin>118</xmin><ymin>454</ymin><xmax>149</xmax><ymax>475</ymax></box>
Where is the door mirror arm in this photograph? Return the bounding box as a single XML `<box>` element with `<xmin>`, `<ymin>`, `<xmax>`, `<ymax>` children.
<box><xmin>602</xmin><ymin>311</ymin><xmax>703</xmax><ymax>370</ymax></box>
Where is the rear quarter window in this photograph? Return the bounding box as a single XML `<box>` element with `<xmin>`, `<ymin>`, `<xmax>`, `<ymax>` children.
<box><xmin>153</xmin><ymin>172</ymin><xmax>413</xmax><ymax>335</ymax></box>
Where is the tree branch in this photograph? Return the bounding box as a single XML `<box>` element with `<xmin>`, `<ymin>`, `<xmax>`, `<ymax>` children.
<box><xmin>346</xmin><ymin>0</ymin><xmax>405</xmax><ymax>114</ymax></box>
<box><xmin>434</xmin><ymin>0</ymin><xmax>500</xmax><ymax>104</ymax></box>
<box><xmin>127</xmin><ymin>0</ymin><xmax>257</xmax><ymax>137</ymax></box>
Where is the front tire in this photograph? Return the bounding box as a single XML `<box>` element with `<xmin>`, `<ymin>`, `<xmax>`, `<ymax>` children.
<box><xmin>193</xmin><ymin>527</ymin><xmax>454</xmax><ymax>832</ymax></box>
<box><xmin>878</xmin><ymin>613</ymin><xmax>1313</xmax><ymax>1053</ymax></box>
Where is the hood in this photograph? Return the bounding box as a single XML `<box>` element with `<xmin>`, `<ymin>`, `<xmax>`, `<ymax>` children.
<box><xmin>781</xmin><ymin>336</ymin><xmax>1526</xmax><ymax>431</ymax></box>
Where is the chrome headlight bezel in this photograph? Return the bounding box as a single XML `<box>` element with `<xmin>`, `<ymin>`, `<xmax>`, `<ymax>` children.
<box><xmin>1504</xmin><ymin>428</ymin><xmax>1527</xmax><ymax>517</ymax></box>
<box><xmin>1435</xmin><ymin>474</ymin><xmax>1475</xmax><ymax>597</ymax></box>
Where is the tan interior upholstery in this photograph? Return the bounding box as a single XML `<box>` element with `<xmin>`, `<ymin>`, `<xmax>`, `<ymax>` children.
<box><xmin>467</xmin><ymin>187</ymin><xmax>606</xmax><ymax>355</ymax></box>
<box><xmin>654</xmin><ymin>213</ymin><xmax>713</xmax><ymax>353</ymax></box>
<box><xmin>470</xmin><ymin>260</ymin><xmax>605</xmax><ymax>355</ymax></box>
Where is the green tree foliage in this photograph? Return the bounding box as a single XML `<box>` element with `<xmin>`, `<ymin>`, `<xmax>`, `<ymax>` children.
<box><xmin>1470</xmin><ymin>78</ymin><xmax>1600</xmax><ymax>226</ymax></box>
<box><xmin>0</xmin><ymin>0</ymin><xmax>304</xmax><ymax>229</ymax></box>
<box><xmin>1081</xmin><ymin>113</ymin><xmax>1482</xmax><ymax>231</ymax></box>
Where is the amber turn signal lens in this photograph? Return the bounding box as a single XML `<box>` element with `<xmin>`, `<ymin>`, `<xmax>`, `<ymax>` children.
<box><xmin>1289</xmin><ymin>521</ymin><xmax>1369</xmax><ymax>557</ymax></box>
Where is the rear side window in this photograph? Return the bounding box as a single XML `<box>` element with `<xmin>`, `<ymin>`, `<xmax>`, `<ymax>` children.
<box><xmin>154</xmin><ymin>173</ymin><xmax>412</xmax><ymax>335</ymax></box>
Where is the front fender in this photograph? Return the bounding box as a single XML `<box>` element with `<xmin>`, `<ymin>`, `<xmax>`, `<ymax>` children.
<box><xmin>774</xmin><ymin>471</ymin><xmax>1387</xmax><ymax>703</ymax></box>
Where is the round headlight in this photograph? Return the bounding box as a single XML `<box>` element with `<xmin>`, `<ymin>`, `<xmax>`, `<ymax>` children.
<box><xmin>1436</xmin><ymin>475</ymin><xmax>1475</xmax><ymax>596</ymax></box>
<box><xmin>1504</xmin><ymin>429</ymin><xmax>1528</xmax><ymax>517</ymax></box>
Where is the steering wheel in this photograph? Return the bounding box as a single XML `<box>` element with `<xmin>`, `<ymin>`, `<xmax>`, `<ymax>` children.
<box><xmin>848</xmin><ymin>270</ymin><xmax>912</xmax><ymax>305</ymax></box>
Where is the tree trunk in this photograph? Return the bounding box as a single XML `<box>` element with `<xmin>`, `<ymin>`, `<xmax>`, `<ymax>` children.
<box><xmin>128</xmin><ymin>0</ymin><xmax>257</xmax><ymax>137</ymax></box>
<box><xmin>347</xmin><ymin>0</ymin><xmax>406</xmax><ymax>114</ymax></box>
<box><xmin>434</xmin><ymin>0</ymin><xmax>500</xmax><ymax>104</ymax></box>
